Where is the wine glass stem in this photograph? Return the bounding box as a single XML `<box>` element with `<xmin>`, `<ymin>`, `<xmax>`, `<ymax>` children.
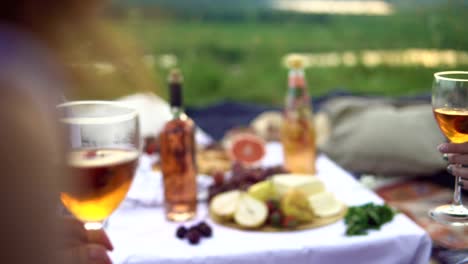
<box><xmin>84</xmin><ymin>221</ymin><xmax>104</xmax><ymax>230</ymax></box>
<box><xmin>453</xmin><ymin>176</ymin><xmax>463</xmax><ymax>206</ymax></box>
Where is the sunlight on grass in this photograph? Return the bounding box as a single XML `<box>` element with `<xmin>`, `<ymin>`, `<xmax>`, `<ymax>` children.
<box><xmin>273</xmin><ymin>0</ymin><xmax>393</xmax><ymax>16</ymax></box>
<box><xmin>284</xmin><ymin>50</ymin><xmax>468</xmax><ymax>68</ymax></box>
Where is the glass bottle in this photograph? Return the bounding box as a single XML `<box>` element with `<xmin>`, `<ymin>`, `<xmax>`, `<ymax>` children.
<box><xmin>280</xmin><ymin>56</ymin><xmax>317</xmax><ymax>174</ymax></box>
<box><xmin>160</xmin><ymin>69</ymin><xmax>197</xmax><ymax>221</ymax></box>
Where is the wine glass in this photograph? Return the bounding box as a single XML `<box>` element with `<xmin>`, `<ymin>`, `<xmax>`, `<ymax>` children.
<box><xmin>57</xmin><ymin>101</ymin><xmax>140</xmax><ymax>230</ymax></box>
<box><xmin>430</xmin><ymin>71</ymin><xmax>468</xmax><ymax>226</ymax></box>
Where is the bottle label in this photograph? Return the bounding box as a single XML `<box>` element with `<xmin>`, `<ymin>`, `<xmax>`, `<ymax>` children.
<box><xmin>161</xmin><ymin>123</ymin><xmax>197</xmax><ymax>174</ymax></box>
<box><xmin>288</xmin><ymin>75</ymin><xmax>306</xmax><ymax>88</ymax></box>
<box><xmin>285</xmin><ymin>69</ymin><xmax>313</xmax><ymax>122</ymax></box>
<box><xmin>287</xmin><ymin>88</ymin><xmax>305</xmax><ymax>98</ymax></box>
<box><xmin>287</xmin><ymin>71</ymin><xmax>309</xmax><ymax>104</ymax></box>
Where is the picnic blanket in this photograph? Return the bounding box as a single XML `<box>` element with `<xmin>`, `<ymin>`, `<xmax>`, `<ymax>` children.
<box><xmin>376</xmin><ymin>178</ymin><xmax>467</xmax><ymax>263</ymax></box>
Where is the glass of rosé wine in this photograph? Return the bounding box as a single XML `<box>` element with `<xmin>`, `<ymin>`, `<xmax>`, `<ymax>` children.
<box><xmin>57</xmin><ymin>101</ymin><xmax>140</xmax><ymax>230</ymax></box>
<box><xmin>431</xmin><ymin>71</ymin><xmax>468</xmax><ymax>226</ymax></box>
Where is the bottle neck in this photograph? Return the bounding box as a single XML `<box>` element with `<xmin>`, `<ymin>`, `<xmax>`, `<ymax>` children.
<box><xmin>286</xmin><ymin>68</ymin><xmax>309</xmax><ymax>104</ymax></box>
<box><xmin>170</xmin><ymin>106</ymin><xmax>185</xmax><ymax>119</ymax></box>
<box><xmin>169</xmin><ymin>81</ymin><xmax>186</xmax><ymax>118</ymax></box>
<box><xmin>288</xmin><ymin>68</ymin><xmax>307</xmax><ymax>89</ymax></box>
<box><xmin>167</xmin><ymin>69</ymin><xmax>188</xmax><ymax>120</ymax></box>
<box><xmin>169</xmin><ymin>83</ymin><xmax>183</xmax><ymax>108</ymax></box>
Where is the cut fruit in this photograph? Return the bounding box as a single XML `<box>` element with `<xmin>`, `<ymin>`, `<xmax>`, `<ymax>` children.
<box><xmin>227</xmin><ymin>133</ymin><xmax>266</xmax><ymax>165</ymax></box>
<box><xmin>281</xmin><ymin>189</ymin><xmax>315</xmax><ymax>222</ymax></box>
<box><xmin>273</xmin><ymin>174</ymin><xmax>325</xmax><ymax>197</ymax></box>
<box><xmin>308</xmin><ymin>192</ymin><xmax>343</xmax><ymax>218</ymax></box>
<box><xmin>234</xmin><ymin>194</ymin><xmax>268</xmax><ymax>228</ymax></box>
<box><xmin>210</xmin><ymin>190</ymin><xmax>242</xmax><ymax>220</ymax></box>
<box><xmin>247</xmin><ymin>180</ymin><xmax>276</xmax><ymax>201</ymax></box>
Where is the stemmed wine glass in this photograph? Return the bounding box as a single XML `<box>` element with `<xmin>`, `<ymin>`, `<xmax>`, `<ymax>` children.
<box><xmin>57</xmin><ymin>101</ymin><xmax>140</xmax><ymax>230</ymax></box>
<box><xmin>430</xmin><ymin>71</ymin><xmax>468</xmax><ymax>226</ymax></box>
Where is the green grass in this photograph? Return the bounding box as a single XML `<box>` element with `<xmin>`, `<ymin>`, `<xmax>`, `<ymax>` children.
<box><xmin>114</xmin><ymin>6</ymin><xmax>468</xmax><ymax>107</ymax></box>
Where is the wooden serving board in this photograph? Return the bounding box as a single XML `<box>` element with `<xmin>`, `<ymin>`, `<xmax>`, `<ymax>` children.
<box><xmin>210</xmin><ymin>205</ymin><xmax>347</xmax><ymax>232</ymax></box>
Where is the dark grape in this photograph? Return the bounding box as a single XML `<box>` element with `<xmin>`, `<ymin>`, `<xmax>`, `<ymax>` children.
<box><xmin>231</xmin><ymin>162</ymin><xmax>246</xmax><ymax>179</ymax></box>
<box><xmin>268</xmin><ymin>211</ymin><xmax>283</xmax><ymax>227</ymax></box>
<box><xmin>213</xmin><ymin>171</ymin><xmax>225</xmax><ymax>187</ymax></box>
<box><xmin>175</xmin><ymin>226</ymin><xmax>187</xmax><ymax>239</ymax></box>
<box><xmin>281</xmin><ymin>215</ymin><xmax>299</xmax><ymax>229</ymax></box>
<box><xmin>207</xmin><ymin>163</ymin><xmax>288</xmax><ymax>202</ymax></box>
<box><xmin>197</xmin><ymin>222</ymin><xmax>213</xmax><ymax>237</ymax></box>
<box><xmin>266</xmin><ymin>199</ymin><xmax>280</xmax><ymax>213</ymax></box>
<box><xmin>186</xmin><ymin>229</ymin><xmax>201</xmax><ymax>245</ymax></box>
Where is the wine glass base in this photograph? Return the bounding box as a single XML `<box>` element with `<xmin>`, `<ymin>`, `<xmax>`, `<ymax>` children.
<box><xmin>429</xmin><ymin>204</ymin><xmax>468</xmax><ymax>226</ymax></box>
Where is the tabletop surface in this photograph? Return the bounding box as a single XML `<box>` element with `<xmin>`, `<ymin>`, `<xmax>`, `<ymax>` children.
<box><xmin>107</xmin><ymin>143</ymin><xmax>432</xmax><ymax>264</ymax></box>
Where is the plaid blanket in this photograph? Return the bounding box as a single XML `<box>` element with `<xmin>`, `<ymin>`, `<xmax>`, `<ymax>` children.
<box><xmin>376</xmin><ymin>178</ymin><xmax>468</xmax><ymax>263</ymax></box>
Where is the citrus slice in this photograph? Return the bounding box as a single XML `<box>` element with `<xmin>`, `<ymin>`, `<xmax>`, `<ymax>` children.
<box><xmin>308</xmin><ymin>192</ymin><xmax>343</xmax><ymax>218</ymax></box>
<box><xmin>228</xmin><ymin>133</ymin><xmax>266</xmax><ymax>165</ymax></box>
<box><xmin>234</xmin><ymin>193</ymin><xmax>268</xmax><ymax>228</ymax></box>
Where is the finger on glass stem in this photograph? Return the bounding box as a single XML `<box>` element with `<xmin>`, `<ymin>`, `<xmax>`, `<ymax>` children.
<box><xmin>447</xmin><ymin>164</ymin><xmax>468</xmax><ymax>180</ymax></box>
<box><xmin>87</xmin><ymin>229</ymin><xmax>114</xmax><ymax>251</ymax></box>
<box><xmin>445</xmin><ymin>153</ymin><xmax>468</xmax><ymax>165</ymax></box>
<box><xmin>460</xmin><ymin>179</ymin><xmax>467</xmax><ymax>190</ymax></box>
<box><xmin>60</xmin><ymin>244</ymin><xmax>112</xmax><ymax>264</ymax></box>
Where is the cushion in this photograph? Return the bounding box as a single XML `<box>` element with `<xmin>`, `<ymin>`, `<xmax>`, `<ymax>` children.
<box><xmin>319</xmin><ymin>97</ymin><xmax>446</xmax><ymax>177</ymax></box>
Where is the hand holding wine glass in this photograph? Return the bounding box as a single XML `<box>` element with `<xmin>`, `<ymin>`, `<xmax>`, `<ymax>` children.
<box><xmin>430</xmin><ymin>71</ymin><xmax>468</xmax><ymax>226</ymax></box>
<box><xmin>57</xmin><ymin>101</ymin><xmax>139</xmax><ymax>230</ymax></box>
<box><xmin>437</xmin><ymin>143</ymin><xmax>468</xmax><ymax>190</ymax></box>
<box><xmin>59</xmin><ymin>216</ymin><xmax>113</xmax><ymax>264</ymax></box>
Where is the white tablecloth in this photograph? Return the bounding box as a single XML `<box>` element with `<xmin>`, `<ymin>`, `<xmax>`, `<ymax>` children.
<box><xmin>108</xmin><ymin>143</ymin><xmax>432</xmax><ymax>264</ymax></box>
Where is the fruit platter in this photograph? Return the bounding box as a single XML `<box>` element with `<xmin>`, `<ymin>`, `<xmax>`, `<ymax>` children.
<box><xmin>209</xmin><ymin>173</ymin><xmax>346</xmax><ymax>231</ymax></box>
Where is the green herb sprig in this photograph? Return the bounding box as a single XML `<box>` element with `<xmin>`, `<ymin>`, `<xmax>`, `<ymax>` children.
<box><xmin>344</xmin><ymin>203</ymin><xmax>397</xmax><ymax>236</ymax></box>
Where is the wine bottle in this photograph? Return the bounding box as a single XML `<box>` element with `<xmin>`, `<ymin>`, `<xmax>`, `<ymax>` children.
<box><xmin>160</xmin><ymin>69</ymin><xmax>198</xmax><ymax>221</ymax></box>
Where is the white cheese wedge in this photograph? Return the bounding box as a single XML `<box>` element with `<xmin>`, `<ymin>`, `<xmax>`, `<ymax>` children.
<box><xmin>308</xmin><ymin>191</ymin><xmax>343</xmax><ymax>217</ymax></box>
<box><xmin>272</xmin><ymin>174</ymin><xmax>325</xmax><ymax>197</ymax></box>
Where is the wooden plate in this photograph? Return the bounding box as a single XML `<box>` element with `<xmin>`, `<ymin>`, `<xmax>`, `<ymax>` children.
<box><xmin>210</xmin><ymin>205</ymin><xmax>347</xmax><ymax>232</ymax></box>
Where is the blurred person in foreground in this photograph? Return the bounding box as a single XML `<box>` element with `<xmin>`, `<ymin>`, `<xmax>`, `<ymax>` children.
<box><xmin>438</xmin><ymin>143</ymin><xmax>468</xmax><ymax>190</ymax></box>
<box><xmin>0</xmin><ymin>1</ymin><xmax>157</xmax><ymax>263</ymax></box>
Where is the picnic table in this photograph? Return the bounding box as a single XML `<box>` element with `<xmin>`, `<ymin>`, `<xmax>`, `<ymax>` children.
<box><xmin>107</xmin><ymin>142</ymin><xmax>432</xmax><ymax>264</ymax></box>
